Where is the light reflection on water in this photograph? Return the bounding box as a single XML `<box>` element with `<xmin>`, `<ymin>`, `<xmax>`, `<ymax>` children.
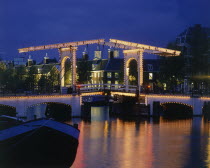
<box><xmin>69</xmin><ymin>106</ymin><xmax>210</xmax><ymax>168</ymax></box>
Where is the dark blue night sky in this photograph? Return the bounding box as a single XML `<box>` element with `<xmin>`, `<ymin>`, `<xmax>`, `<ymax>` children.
<box><xmin>0</xmin><ymin>0</ymin><xmax>210</xmax><ymax>61</ymax></box>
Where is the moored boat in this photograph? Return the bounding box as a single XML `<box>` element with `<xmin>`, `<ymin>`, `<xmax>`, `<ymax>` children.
<box><xmin>0</xmin><ymin>119</ymin><xmax>80</xmax><ymax>168</ymax></box>
<box><xmin>0</xmin><ymin>115</ymin><xmax>24</xmax><ymax>130</ymax></box>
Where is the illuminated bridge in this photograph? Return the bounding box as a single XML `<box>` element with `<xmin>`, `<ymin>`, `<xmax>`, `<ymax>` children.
<box><xmin>0</xmin><ymin>92</ymin><xmax>210</xmax><ymax>117</ymax></box>
<box><xmin>110</xmin><ymin>92</ymin><xmax>210</xmax><ymax>116</ymax></box>
<box><xmin>0</xmin><ymin>94</ymin><xmax>81</xmax><ymax>118</ymax></box>
<box><xmin>18</xmin><ymin>38</ymin><xmax>180</xmax><ymax>93</ymax></box>
<box><xmin>0</xmin><ymin>92</ymin><xmax>103</xmax><ymax>118</ymax></box>
<box><xmin>1</xmin><ymin>38</ymin><xmax>206</xmax><ymax>118</ymax></box>
<box><xmin>78</xmin><ymin>84</ymin><xmax>210</xmax><ymax>116</ymax></box>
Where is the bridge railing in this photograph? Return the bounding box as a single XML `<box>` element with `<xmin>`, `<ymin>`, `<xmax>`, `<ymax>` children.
<box><xmin>78</xmin><ymin>84</ymin><xmax>137</xmax><ymax>93</ymax></box>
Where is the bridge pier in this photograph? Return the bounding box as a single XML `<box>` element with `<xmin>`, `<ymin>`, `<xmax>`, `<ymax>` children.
<box><xmin>70</xmin><ymin>96</ymin><xmax>81</xmax><ymax>117</ymax></box>
<box><xmin>191</xmin><ymin>98</ymin><xmax>203</xmax><ymax>116</ymax></box>
<box><xmin>203</xmin><ymin>102</ymin><xmax>210</xmax><ymax>120</ymax></box>
<box><xmin>16</xmin><ymin>102</ymin><xmax>28</xmax><ymax>117</ymax></box>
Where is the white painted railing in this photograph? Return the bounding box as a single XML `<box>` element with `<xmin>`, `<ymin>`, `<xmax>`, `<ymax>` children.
<box><xmin>77</xmin><ymin>84</ymin><xmax>137</xmax><ymax>93</ymax></box>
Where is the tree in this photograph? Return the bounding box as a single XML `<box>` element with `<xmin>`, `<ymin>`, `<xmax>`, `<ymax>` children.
<box><xmin>3</xmin><ymin>68</ymin><xmax>16</xmax><ymax>93</ymax></box>
<box><xmin>0</xmin><ymin>62</ymin><xmax>6</xmax><ymax>91</ymax></box>
<box><xmin>0</xmin><ymin>61</ymin><xmax>6</xmax><ymax>72</ymax></box>
<box><xmin>38</xmin><ymin>75</ymin><xmax>48</xmax><ymax>93</ymax></box>
<box><xmin>48</xmin><ymin>66</ymin><xmax>59</xmax><ymax>92</ymax></box>
<box><xmin>14</xmin><ymin>66</ymin><xmax>27</xmax><ymax>92</ymax></box>
<box><xmin>77</xmin><ymin>59</ymin><xmax>91</xmax><ymax>84</ymax></box>
<box><xmin>188</xmin><ymin>25</ymin><xmax>210</xmax><ymax>90</ymax></box>
<box><xmin>190</xmin><ymin>25</ymin><xmax>209</xmax><ymax>76</ymax></box>
<box><xmin>159</xmin><ymin>41</ymin><xmax>184</xmax><ymax>91</ymax></box>
<box><xmin>25</xmin><ymin>66</ymin><xmax>38</xmax><ymax>92</ymax></box>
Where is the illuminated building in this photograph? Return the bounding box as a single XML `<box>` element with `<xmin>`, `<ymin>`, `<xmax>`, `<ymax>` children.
<box><xmin>81</xmin><ymin>48</ymin><xmax>160</xmax><ymax>92</ymax></box>
<box><xmin>90</xmin><ymin>56</ymin><xmax>123</xmax><ymax>85</ymax></box>
<box><xmin>143</xmin><ymin>59</ymin><xmax>160</xmax><ymax>92</ymax></box>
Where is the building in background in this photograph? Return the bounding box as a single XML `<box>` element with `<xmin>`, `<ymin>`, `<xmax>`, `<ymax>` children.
<box><xmin>26</xmin><ymin>54</ymin><xmax>60</xmax><ymax>93</ymax></box>
<box><xmin>143</xmin><ymin>59</ymin><xmax>160</xmax><ymax>92</ymax></box>
<box><xmin>86</xmin><ymin>49</ymin><xmax>160</xmax><ymax>92</ymax></box>
<box><xmin>13</xmin><ymin>57</ymin><xmax>27</xmax><ymax>66</ymax></box>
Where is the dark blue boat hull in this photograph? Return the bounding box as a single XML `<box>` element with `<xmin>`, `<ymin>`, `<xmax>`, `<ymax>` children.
<box><xmin>0</xmin><ymin>120</ymin><xmax>79</xmax><ymax>168</ymax></box>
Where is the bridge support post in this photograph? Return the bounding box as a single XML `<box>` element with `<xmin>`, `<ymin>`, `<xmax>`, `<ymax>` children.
<box><xmin>59</xmin><ymin>47</ymin><xmax>78</xmax><ymax>94</ymax></box>
<box><xmin>123</xmin><ymin>49</ymin><xmax>144</xmax><ymax>93</ymax></box>
<box><xmin>153</xmin><ymin>101</ymin><xmax>161</xmax><ymax>117</ymax></box>
<box><xmin>71</xmin><ymin>47</ymin><xmax>77</xmax><ymax>92</ymax></box>
<box><xmin>15</xmin><ymin>100</ymin><xmax>29</xmax><ymax>118</ymax></box>
<box><xmin>137</xmin><ymin>50</ymin><xmax>143</xmax><ymax>93</ymax></box>
<box><xmin>192</xmin><ymin>97</ymin><xmax>203</xmax><ymax>116</ymax></box>
<box><xmin>16</xmin><ymin>106</ymin><xmax>27</xmax><ymax>117</ymax></box>
<box><xmin>203</xmin><ymin>101</ymin><xmax>210</xmax><ymax>120</ymax></box>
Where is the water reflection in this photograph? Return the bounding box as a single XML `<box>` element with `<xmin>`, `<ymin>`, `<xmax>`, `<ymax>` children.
<box><xmin>204</xmin><ymin>121</ymin><xmax>210</xmax><ymax>168</ymax></box>
<box><xmin>71</xmin><ymin>106</ymin><xmax>210</xmax><ymax>168</ymax></box>
<box><xmin>91</xmin><ymin>106</ymin><xmax>109</xmax><ymax>121</ymax></box>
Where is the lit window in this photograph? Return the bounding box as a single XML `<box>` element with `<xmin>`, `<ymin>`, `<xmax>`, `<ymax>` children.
<box><xmin>149</xmin><ymin>73</ymin><xmax>153</xmax><ymax>80</ymax></box>
<box><xmin>107</xmin><ymin>72</ymin><xmax>112</xmax><ymax>78</ymax></box>
<box><xmin>38</xmin><ymin>68</ymin><xmax>42</xmax><ymax>74</ymax></box>
<box><xmin>92</xmin><ymin>64</ymin><xmax>97</xmax><ymax>70</ymax></box>
<box><xmin>115</xmin><ymin>81</ymin><xmax>119</xmax><ymax>88</ymax></box>
<box><xmin>163</xmin><ymin>83</ymin><xmax>167</xmax><ymax>90</ymax></box>
<box><xmin>113</xmin><ymin>50</ymin><xmax>119</xmax><ymax>58</ymax></box>
<box><xmin>107</xmin><ymin>80</ymin><xmax>111</xmax><ymax>84</ymax></box>
<box><xmin>115</xmin><ymin>72</ymin><xmax>119</xmax><ymax>78</ymax></box>
<box><xmin>94</xmin><ymin>51</ymin><xmax>102</xmax><ymax>59</ymax></box>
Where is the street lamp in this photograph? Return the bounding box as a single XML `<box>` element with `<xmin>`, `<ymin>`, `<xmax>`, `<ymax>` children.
<box><xmin>191</xmin><ymin>82</ymin><xmax>194</xmax><ymax>97</ymax></box>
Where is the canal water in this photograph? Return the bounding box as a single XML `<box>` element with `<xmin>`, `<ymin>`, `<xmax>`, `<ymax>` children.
<box><xmin>68</xmin><ymin>106</ymin><xmax>210</xmax><ymax>168</ymax></box>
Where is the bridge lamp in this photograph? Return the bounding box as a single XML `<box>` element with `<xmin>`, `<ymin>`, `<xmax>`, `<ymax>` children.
<box><xmin>191</xmin><ymin>82</ymin><xmax>194</xmax><ymax>90</ymax></box>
